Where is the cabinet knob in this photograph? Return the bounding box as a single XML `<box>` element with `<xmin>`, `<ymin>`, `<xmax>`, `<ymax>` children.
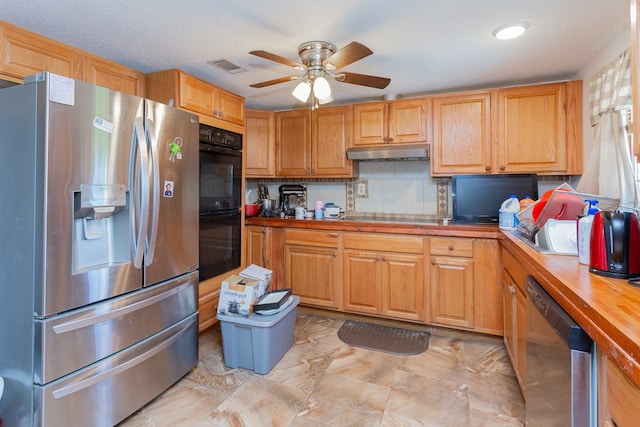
<box><xmin>448</xmin><ymin>245</ymin><xmax>454</xmax><ymax>251</ymax></box>
<box><xmin>485</xmin><ymin>165</ymin><xmax>491</xmax><ymax>172</ymax></box>
<box><xmin>388</xmin><ymin>137</ymin><xmax>394</xmax><ymax>143</ymax></box>
<box><xmin>499</xmin><ymin>165</ymin><xmax>506</xmax><ymax>171</ymax></box>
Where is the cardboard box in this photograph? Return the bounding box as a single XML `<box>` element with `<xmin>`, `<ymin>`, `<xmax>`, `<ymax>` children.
<box><xmin>217</xmin><ymin>275</ymin><xmax>260</xmax><ymax>317</ymax></box>
<box><xmin>240</xmin><ymin>264</ymin><xmax>272</xmax><ymax>298</ymax></box>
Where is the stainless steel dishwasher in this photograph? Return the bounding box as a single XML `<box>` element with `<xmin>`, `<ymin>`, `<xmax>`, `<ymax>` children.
<box><xmin>525</xmin><ymin>275</ymin><xmax>593</xmax><ymax>426</ymax></box>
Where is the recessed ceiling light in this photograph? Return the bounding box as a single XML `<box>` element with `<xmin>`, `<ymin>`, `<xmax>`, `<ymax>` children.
<box><xmin>492</xmin><ymin>22</ymin><xmax>529</xmax><ymax>40</ymax></box>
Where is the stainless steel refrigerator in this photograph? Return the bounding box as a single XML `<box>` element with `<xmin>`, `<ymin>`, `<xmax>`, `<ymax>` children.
<box><xmin>0</xmin><ymin>72</ymin><xmax>200</xmax><ymax>427</ymax></box>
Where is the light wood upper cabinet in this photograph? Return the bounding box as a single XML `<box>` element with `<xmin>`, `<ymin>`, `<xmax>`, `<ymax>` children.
<box><xmin>312</xmin><ymin>105</ymin><xmax>357</xmax><ymax>176</ymax></box>
<box><xmin>343</xmin><ymin>233</ymin><xmax>425</xmax><ymax>322</ymax></box>
<box><xmin>431</xmin><ymin>81</ymin><xmax>583</xmax><ymax>176</ymax></box>
<box><xmin>431</xmin><ymin>91</ymin><xmax>492</xmax><ymax>175</ymax></box>
<box><xmin>497</xmin><ymin>82</ymin><xmax>574</xmax><ymax>174</ymax></box>
<box><xmin>83</xmin><ymin>54</ymin><xmax>145</xmax><ymax>96</ymax></box>
<box><xmin>245</xmin><ymin>109</ymin><xmax>275</xmax><ymax>177</ymax></box>
<box><xmin>275</xmin><ymin>106</ymin><xmax>357</xmax><ymax>178</ymax></box>
<box><xmin>145</xmin><ymin>69</ymin><xmax>245</xmax><ymax>127</ymax></box>
<box><xmin>0</xmin><ymin>20</ymin><xmax>83</xmax><ymax>81</ymax></box>
<box><xmin>353</xmin><ymin>98</ymin><xmax>429</xmax><ymax>145</ymax></box>
<box><xmin>275</xmin><ymin>109</ymin><xmax>312</xmax><ymax>176</ymax></box>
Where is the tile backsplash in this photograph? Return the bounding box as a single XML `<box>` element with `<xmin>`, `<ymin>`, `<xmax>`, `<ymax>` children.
<box><xmin>246</xmin><ymin>160</ymin><xmax>575</xmax><ymax>219</ymax></box>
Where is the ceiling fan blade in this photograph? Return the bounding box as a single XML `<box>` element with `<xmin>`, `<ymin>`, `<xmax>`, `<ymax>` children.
<box><xmin>249</xmin><ymin>76</ymin><xmax>299</xmax><ymax>88</ymax></box>
<box><xmin>323</xmin><ymin>41</ymin><xmax>373</xmax><ymax>69</ymax></box>
<box><xmin>249</xmin><ymin>50</ymin><xmax>304</xmax><ymax>69</ymax></box>
<box><xmin>335</xmin><ymin>72</ymin><xmax>391</xmax><ymax>89</ymax></box>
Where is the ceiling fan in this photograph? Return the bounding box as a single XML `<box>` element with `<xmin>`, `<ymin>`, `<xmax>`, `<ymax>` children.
<box><xmin>249</xmin><ymin>41</ymin><xmax>391</xmax><ymax>105</ymax></box>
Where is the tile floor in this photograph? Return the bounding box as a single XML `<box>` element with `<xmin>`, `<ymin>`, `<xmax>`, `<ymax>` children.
<box><xmin>119</xmin><ymin>312</ymin><xmax>525</xmax><ymax>427</ymax></box>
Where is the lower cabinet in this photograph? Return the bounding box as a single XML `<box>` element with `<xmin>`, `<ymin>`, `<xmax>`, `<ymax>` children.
<box><xmin>598</xmin><ymin>353</ymin><xmax>640</xmax><ymax>427</ymax></box>
<box><xmin>343</xmin><ymin>233</ymin><xmax>426</xmax><ymax>321</ymax></box>
<box><xmin>429</xmin><ymin>237</ymin><xmax>503</xmax><ymax>334</ymax></box>
<box><xmin>501</xmin><ymin>245</ymin><xmax>528</xmax><ymax>396</ymax></box>
<box><xmin>284</xmin><ymin>229</ymin><xmax>341</xmax><ymax>309</ymax></box>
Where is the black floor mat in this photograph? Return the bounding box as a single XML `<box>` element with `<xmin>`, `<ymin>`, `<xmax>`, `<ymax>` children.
<box><xmin>337</xmin><ymin>320</ymin><xmax>430</xmax><ymax>356</ymax></box>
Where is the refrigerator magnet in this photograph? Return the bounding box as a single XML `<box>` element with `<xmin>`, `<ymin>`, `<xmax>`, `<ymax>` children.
<box><xmin>164</xmin><ymin>181</ymin><xmax>174</xmax><ymax>198</ymax></box>
<box><xmin>169</xmin><ymin>137</ymin><xmax>183</xmax><ymax>161</ymax></box>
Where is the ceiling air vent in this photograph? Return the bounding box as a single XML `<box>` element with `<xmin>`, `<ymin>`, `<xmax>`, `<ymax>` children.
<box><xmin>207</xmin><ymin>59</ymin><xmax>247</xmax><ymax>74</ymax></box>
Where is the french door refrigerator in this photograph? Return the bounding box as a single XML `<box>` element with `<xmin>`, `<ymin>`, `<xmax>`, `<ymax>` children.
<box><xmin>0</xmin><ymin>72</ymin><xmax>200</xmax><ymax>427</ymax></box>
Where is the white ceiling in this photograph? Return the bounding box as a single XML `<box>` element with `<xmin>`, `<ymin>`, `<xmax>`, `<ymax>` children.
<box><xmin>0</xmin><ymin>0</ymin><xmax>630</xmax><ymax>111</ymax></box>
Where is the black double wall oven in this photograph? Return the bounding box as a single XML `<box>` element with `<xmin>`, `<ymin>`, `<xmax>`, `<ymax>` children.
<box><xmin>199</xmin><ymin>124</ymin><xmax>242</xmax><ymax>281</ymax></box>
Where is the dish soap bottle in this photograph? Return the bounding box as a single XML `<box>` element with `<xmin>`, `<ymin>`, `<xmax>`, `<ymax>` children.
<box><xmin>499</xmin><ymin>195</ymin><xmax>520</xmax><ymax>230</ymax></box>
<box><xmin>577</xmin><ymin>199</ymin><xmax>599</xmax><ymax>265</ymax></box>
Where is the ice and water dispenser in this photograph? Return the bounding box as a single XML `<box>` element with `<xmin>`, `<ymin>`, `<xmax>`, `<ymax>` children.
<box><xmin>73</xmin><ymin>183</ymin><xmax>130</xmax><ymax>272</ymax></box>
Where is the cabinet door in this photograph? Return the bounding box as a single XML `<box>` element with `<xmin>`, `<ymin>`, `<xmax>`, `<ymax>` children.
<box><xmin>388</xmin><ymin>98</ymin><xmax>428</xmax><ymax>144</ymax></box>
<box><xmin>430</xmin><ymin>256</ymin><xmax>474</xmax><ymax>329</ymax></box>
<box><xmin>515</xmin><ymin>285</ymin><xmax>527</xmax><ymax>395</ymax></box>
<box><xmin>83</xmin><ymin>55</ymin><xmax>145</xmax><ymax>96</ymax></box>
<box><xmin>0</xmin><ymin>21</ymin><xmax>83</xmax><ymax>80</ymax></box>
<box><xmin>343</xmin><ymin>250</ymin><xmax>381</xmax><ymax>314</ymax></box>
<box><xmin>381</xmin><ymin>253</ymin><xmax>425</xmax><ymax>321</ymax></box>
<box><xmin>245</xmin><ymin>226</ymin><xmax>270</xmax><ymax>268</ymax></box>
<box><xmin>276</xmin><ymin>109</ymin><xmax>312</xmax><ymax>176</ymax></box>
<box><xmin>431</xmin><ymin>92</ymin><xmax>492</xmax><ymax>175</ymax></box>
<box><xmin>502</xmin><ymin>273</ymin><xmax>517</xmax><ymax>365</ymax></box>
<box><xmin>312</xmin><ymin>105</ymin><xmax>357</xmax><ymax>176</ymax></box>
<box><xmin>215</xmin><ymin>88</ymin><xmax>245</xmax><ymax>126</ymax></box>
<box><xmin>245</xmin><ymin>109</ymin><xmax>275</xmax><ymax>177</ymax></box>
<box><xmin>497</xmin><ymin>83</ymin><xmax>567</xmax><ymax>173</ymax></box>
<box><xmin>353</xmin><ymin>101</ymin><xmax>386</xmax><ymax>145</ymax></box>
<box><xmin>285</xmin><ymin>244</ymin><xmax>340</xmax><ymax>308</ymax></box>
<box><xmin>178</xmin><ymin>72</ymin><xmax>216</xmax><ymax>116</ymax></box>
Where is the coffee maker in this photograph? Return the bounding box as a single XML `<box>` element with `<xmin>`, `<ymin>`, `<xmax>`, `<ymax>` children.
<box><xmin>279</xmin><ymin>184</ymin><xmax>306</xmax><ymax>217</ymax></box>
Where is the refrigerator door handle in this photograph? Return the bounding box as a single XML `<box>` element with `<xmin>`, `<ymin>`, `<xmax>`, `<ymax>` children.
<box><xmin>131</xmin><ymin>117</ymin><xmax>150</xmax><ymax>269</ymax></box>
<box><xmin>145</xmin><ymin>118</ymin><xmax>160</xmax><ymax>265</ymax></box>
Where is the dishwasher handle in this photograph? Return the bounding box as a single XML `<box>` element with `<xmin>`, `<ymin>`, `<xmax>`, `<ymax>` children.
<box><xmin>525</xmin><ymin>275</ymin><xmax>592</xmax><ymax>353</ymax></box>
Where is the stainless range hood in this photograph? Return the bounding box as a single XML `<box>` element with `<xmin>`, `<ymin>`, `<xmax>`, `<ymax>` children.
<box><xmin>346</xmin><ymin>143</ymin><xmax>430</xmax><ymax>160</ymax></box>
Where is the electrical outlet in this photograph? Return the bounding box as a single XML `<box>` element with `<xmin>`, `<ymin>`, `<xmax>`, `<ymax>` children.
<box><xmin>356</xmin><ymin>181</ymin><xmax>368</xmax><ymax>197</ymax></box>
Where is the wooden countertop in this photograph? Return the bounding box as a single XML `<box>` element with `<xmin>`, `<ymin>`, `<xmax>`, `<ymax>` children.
<box><xmin>245</xmin><ymin>216</ymin><xmax>502</xmax><ymax>239</ymax></box>
<box><xmin>501</xmin><ymin>231</ymin><xmax>640</xmax><ymax>388</ymax></box>
<box><xmin>246</xmin><ymin>216</ymin><xmax>640</xmax><ymax>387</ymax></box>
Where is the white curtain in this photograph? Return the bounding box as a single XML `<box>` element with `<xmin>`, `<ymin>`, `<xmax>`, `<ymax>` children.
<box><xmin>578</xmin><ymin>48</ymin><xmax>638</xmax><ymax>212</ymax></box>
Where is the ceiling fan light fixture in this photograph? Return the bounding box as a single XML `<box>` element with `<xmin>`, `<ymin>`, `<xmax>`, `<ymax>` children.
<box><xmin>492</xmin><ymin>22</ymin><xmax>529</xmax><ymax>40</ymax></box>
<box><xmin>313</xmin><ymin>75</ymin><xmax>331</xmax><ymax>99</ymax></box>
<box><xmin>292</xmin><ymin>80</ymin><xmax>311</xmax><ymax>102</ymax></box>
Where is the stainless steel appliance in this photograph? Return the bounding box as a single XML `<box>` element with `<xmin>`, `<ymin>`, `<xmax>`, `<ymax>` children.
<box><xmin>526</xmin><ymin>276</ymin><xmax>593</xmax><ymax>426</ymax></box>
<box><xmin>0</xmin><ymin>72</ymin><xmax>200</xmax><ymax>427</ymax></box>
<box><xmin>199</xmin><ymin>123</ymin><xmax>242</xmax><ymax>281</ymax></box>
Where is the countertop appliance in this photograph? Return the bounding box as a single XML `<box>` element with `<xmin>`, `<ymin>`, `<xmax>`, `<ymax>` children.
<box><xmin>279</xmin><ymin>184</ymin><xmax>307</xmax><ymax>216</ymax></box>
<box><xmin>0</xmin><ymin>72</ymin><xmax>200</xmax><ymax>426</ymax></box>
<box><xmin>526</xmin><ymin>276</ymin><xmax>593</xmax><ymax>426</ymax></box>
<box><xmin>452</xmin><ymin>174</ymin><xmax>538</xmax><ymax>224</ymax></box>
<box><xmin>199</xmin><ymin>124</ymin><xmax>242</xmax><ymax>281</ymax></box>
<box><xmin>589</xmin><ymin>210</ymin><xmax>640</xmax><ymax>279</ymax></box>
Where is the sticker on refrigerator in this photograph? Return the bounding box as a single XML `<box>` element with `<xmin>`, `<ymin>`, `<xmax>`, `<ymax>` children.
<box><xmin>92</xmin><ymin>117</ymin><xmax>114</xmax><ymax>134</ymax></box>
<box><xmin>169</xmin><ymin>137</ymin><xmax>183</xmax><ymax>161</ymax></box>
<box><xmin>49</xmin><ymin>74</ymin><xmax>75</xmax><ymax>106</ymax></box>
<box><xmin>164</xmin><ymin>181</ymin><xmax>174</xmax><ymax>198</ymax></box>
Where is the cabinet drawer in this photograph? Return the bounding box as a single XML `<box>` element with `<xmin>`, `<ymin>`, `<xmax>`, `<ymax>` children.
<box><xmin>285</xmin><ymin>229</ymin><xmax>340</xmax><ymax>247</ymax></box>
<box><xmin>501</xmin><ymin>246</ymin><xmax>527</xmax><ymax>293</ymax></box>
<box><xmin>430</xmin><ymin>237</ymin><xmax>473</xmax><ymax>257</ymax></box>
<box><xmin>344</xmin><ymin>233</ymin><xmax>424</xmax><ymax>253</ymax></box>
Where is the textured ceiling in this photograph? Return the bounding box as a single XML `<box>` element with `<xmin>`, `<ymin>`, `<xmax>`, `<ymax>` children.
<box><xmin>0</xmin><ymin>0</ymin><xmax>630</xmax><ymax>111</ymax></box>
